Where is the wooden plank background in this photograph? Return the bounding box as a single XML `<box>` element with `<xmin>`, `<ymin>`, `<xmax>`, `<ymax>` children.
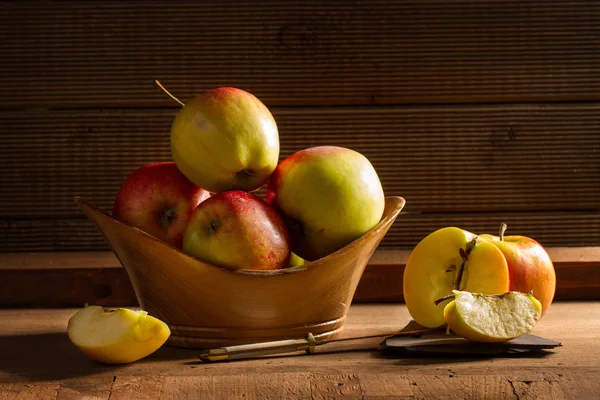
<box><xmin>1</xmin><ymin>1</ymin><xmax>599</xmax><ymax>253</ymax></box>
<box><xmin>2</xmin><ymin>248</ymin><xmax>598</xmax><ymax>307</ymax></box>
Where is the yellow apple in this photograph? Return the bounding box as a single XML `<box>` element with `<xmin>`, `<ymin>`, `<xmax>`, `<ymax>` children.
<box><xmin>266</xmin><ymin>146</ymin><xmax>385</xmax><ymax>261</ymax></box>
<box><xmin>170</xmin><ymin>87</ymin><xmax>279</xmax><ymax>193</ymax></box>
<box><xmin>288</xmin><ymin>252</ymin><xmax>305</xmax><ymax>268</ymax></box>
<box><xmin>403</xmin><ymin>227</ymin><xmax>510</xmax><ymax>328</ymax></box>
<box><xmin>443</xmin><ymin>290</ymin><xmax>542</xmax><ymax>342</ymax></box>
<box><xmin>67</xmin><ymin>305</ymin><xmax>171</xmax><ymax>364</ymax></box>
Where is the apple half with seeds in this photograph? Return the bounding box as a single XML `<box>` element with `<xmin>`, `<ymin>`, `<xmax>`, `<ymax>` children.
<box><xmin>403</xmin><ymin>227</ymin><xmax>510</xmax><ymax>328</ymax></box>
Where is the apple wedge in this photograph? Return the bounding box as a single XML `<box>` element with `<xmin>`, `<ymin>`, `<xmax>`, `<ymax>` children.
<box><xmin>67</xmin><ymin>305</ymin><xmax>171</xmax><ymax>364</ymax></box>
<box><xmin>442</xmin><ymin>290</ymin><xmax>542</xmax><ymax>342</ymax></box>
<box><xmin>403</xmin><ymin>227</ymin><xmax>510</xmax><ymax>328</ymax></box>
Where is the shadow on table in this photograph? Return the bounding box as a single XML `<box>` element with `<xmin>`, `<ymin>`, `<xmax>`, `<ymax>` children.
<box><xmin>0</xmin><ymin>329</ymin><xmax>558</xmax><ymax>381</ymax></box>
<box><xmin>0</xmin><ymin>332</ymin><xmax>198</xmax><ymax>382</ymax></box>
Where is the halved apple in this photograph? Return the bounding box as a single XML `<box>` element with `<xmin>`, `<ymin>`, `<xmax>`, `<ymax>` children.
<box><xmin>403</xmin><ymin>227</ymin><xmax>510</xmax><ymax>328</ymax></box>
<box><xmin>443</xmin><ymin>290</ymin><xmax>542</xmax><ymax>342</ymax></box>
<box><xmin>67</xmin><ymin>305</ymin><xmax>171</xmax><ymax>364</ymax></box>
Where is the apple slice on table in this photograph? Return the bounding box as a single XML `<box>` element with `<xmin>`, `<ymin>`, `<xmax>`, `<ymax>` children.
<box><xmin>442</xmin><ymin>290</ymin><xmax>542</xmax><ymax>342</ymax></box>
<box><xmin>480</xmin><ymin>223</ymin><xmax>556</xmax><ymax>316</ymax></box>
<box><xmin>403</xmin><ymin>227</ymin><xmax>510</xmax><ymax>328</ymax></box>
<box><xmin>67</xmin><ymin>305</ymin><xmax>171</xmax><ymax>364</ymax></box>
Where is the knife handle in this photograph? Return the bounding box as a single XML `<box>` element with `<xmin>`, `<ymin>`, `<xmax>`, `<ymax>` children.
<box><xmin>199</xmin><ymin>333</ymin><xmax>317</xmax><ymax>362</ymax></box>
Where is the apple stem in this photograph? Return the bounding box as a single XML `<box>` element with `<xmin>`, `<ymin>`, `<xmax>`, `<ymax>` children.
<box><xmin>155</xmin><ymin>80</ymin><xmax>185</xmax><ymax>107</ymax></box>
<box><xmin>499</xmin><ymin>222</ymin><xmax>508</xmax><ymax>241</ymax></box>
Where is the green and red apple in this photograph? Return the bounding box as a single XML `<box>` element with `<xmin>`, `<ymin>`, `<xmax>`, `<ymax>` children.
<box><xmin>112</xmin><ymin>162</ymin><xmax>210</xmax><ymax>248</ymax></box>
<box><xmin>403</xmin><ymin>227</ymin><xmax>510</xmax><ymax>328</ymax></box>
<box><xmin>183</xmin><ymin>190</ymin><xmax>291</xmax><ymax>271</ymax></box>
<box><xmin>266</xmin><ymin>146</ymin><xmax>385</xmax><ymax>261</ymax></box>
<box><xmin>170</xmin><ymin>87</ymin><xmax>279</xmax><ymax>193</ymax></box>
<box><xmin>480</xmin><ymin>223</ymin><xmax>556</xmax><ymax>316</ymax></box>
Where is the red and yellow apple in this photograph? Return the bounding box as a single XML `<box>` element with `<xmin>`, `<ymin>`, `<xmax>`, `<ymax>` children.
<box><xmin>266</xmin><ymin>146</ymin><xmax>385</xmax><ymax>261</ymax></box>
<box><xmin>403</xmin><ymin>227</ymin><xmax>510</xmax><ymax>328</ymax></box>
<box><xmin>183</xmin><ymin>190</ymin><xmax>291</xmax><ymax>271</ymax></box>
<box><xmin>170</xmin><ymin>87</ymin><xmax>279</xmax><ymax>193</ymax></box>
<box><xmin>480</xmin><ymin>223</ymin><xmax>556</xmax><ymax>316</ymax></box>
<box><xmin>112</xmin><ymin>162</ymin><xmax>210</xmax><ymax>248</ymax></box>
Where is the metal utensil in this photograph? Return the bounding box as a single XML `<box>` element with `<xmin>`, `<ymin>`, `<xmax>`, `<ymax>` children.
<box><xmin>199</xmin><ymin>328</ymin><xmax>437</xmax><ymax>362</ymax></box>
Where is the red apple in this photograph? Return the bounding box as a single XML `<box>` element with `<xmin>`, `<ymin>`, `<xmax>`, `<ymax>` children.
<box><xmin>112</xmin><ymin>162</ymin><xmax>210</xmax><ymax>248</ymax></box>
<box><xmin>480</xmin><ymin>223</ymin><xmax>556</xmax><ymax>316</ymax></box>
<box><xmin>183</xmin><ymin>190</ymin><xmax>291</xmax><ymax>271</ymax></box>
<box><xmin>266</xmin><ymin>146</ymin><xmax>385</xmax><ymax>261</ymax></box>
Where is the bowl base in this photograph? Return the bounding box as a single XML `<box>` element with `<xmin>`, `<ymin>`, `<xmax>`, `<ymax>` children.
<box><xmin>165</xmin><ymin>316</ymin><xmax>346</xmax><ymax>349</ymax></box>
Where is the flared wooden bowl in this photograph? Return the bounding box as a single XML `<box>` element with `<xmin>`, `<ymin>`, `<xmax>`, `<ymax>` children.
<box><xmin>75</xmin><ymin>196</ymin><xmax>405</xmax><ymax>349</ymax></box>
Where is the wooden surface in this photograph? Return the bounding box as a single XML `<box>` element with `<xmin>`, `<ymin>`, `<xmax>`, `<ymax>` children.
<box><xmin>1</xmin><ymin>1</ymin><xmax>599</xmax><ymax>254</ymax></box>
<box><xmin>1</xmin><ymin>247</ymin><xmax>599</xmax><ymax>307</ymax></box>
<box><xmin>1</xmin><ymin>302</ymin><xmax>598</xmax><ymax>399</ymax></box>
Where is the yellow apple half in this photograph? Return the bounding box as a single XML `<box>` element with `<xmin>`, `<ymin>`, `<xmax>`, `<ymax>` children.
<box><xmin>443</xmin><ymin>290</ymin><xmax>542</xmax><ymax>342</ymax></box>
<box><xmin>67</xmin><ymin>305</ymin><xmax>171</xmax><ymax>364</ymax></box>
<box><xmin>403</xmin><ymin>227</ymin><xmax>510</xmax><ymax>328</ymax></box>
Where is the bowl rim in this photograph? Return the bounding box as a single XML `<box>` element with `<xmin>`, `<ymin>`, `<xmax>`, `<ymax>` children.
<box><xmin>74</xmin><ymin>195</ymin><xmax>405</xmax><ymax>277</ymax></box>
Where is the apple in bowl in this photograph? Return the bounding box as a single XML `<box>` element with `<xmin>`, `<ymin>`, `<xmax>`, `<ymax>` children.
<box><xmin>266</xmin><ymin>146</ymin><xmax>385</xmax><ymax>262</ymax></box>
<box><xmin>112</xmin><ymin>162</ymin><xmax>210</xmax><ymax>248</ymax></box>
<box><xmin>170</xmin><ymin>87</ymin><xmax>279</xmax><ymax>193</ymax></box>
<box><xmin>183</xmin><ymin>190</ymin><xmax>291</xmax><ymax>271</ymax></box>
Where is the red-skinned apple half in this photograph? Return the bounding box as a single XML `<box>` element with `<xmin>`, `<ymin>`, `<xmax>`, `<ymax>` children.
<box><xmin>266</xmin><ymin>146</ymin><xmax>385</xmax><ymax>262</ymax></box>
<box><xmin>112</xmin><ymin>162</ymin><xmax>210</xmax><ymax>248</ymax></box>
<box><xmin>480</xmin><ymin>223</ymin><xmax>556</xmax><ymax>316</ymax></box>
<box><xmin>182</xmin><ymin>190</ymin><xmax>291</xmax><ymax>271</ymax></box>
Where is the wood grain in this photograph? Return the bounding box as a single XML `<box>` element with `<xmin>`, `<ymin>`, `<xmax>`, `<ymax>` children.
<box><xmin>1</xmin><ymin>1</ymin><xmax>600</xmax><ymax>108</ymax></box>
<box><xmin>1</xmin><ymin>302</ymin><xmax>599</xmax><ymax>399</ymax></box>
<box><xmin>1</xmin><ymin>104</ymin><xmax>598</xmax><ymax>216</ymax></box>
<box><xmin>2</xmin><ymin>210</ymin><xmax>599</xmax><ymax>252</ymax></box>
<box><xmin>1</xmin><ymin>104</ymin><xmax>598</xmax><ymax>252</ymax></box>
<box><xmin>1</xmin><ymin>248</ymin><xmax>598</xmax><ymax>307</ymax></box>
<box><xmin>56</xmin><ymin>377</ymin><xmax>113</xmax><ymax>400</ymax></box>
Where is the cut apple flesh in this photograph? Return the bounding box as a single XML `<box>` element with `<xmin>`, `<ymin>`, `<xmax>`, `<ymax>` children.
<box><xmin>403</xmin><ymin>227</ymin><xmax>510</xmax><ymax>328</ymax></box>
<box><xmin>443</xmin><ymin>290</ymin><xmax>542</xmax><ymax>342</ymax></box>
<box><xmin>68</xmin><ymin>305</ymin><xmax>171</xmax><ymax>364</ymax></box>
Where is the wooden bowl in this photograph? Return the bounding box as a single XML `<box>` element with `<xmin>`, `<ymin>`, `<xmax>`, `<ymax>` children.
<box><xmin>74</xmin><ymin>196</ymin><xmax>405</xmax><ymax>348</ymax></box>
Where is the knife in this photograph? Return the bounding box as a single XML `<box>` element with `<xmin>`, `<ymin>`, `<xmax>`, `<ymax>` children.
<box><xmin>198</xmin><ymin>328</ymin><xmax>438</xmax><ymax>362</ymax></box>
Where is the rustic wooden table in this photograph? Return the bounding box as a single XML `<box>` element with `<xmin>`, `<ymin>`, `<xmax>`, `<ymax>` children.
<box><xmin>1</xmin><ymin>302</ymin><xmax>598</xmax><ymax>399</ymax></box>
